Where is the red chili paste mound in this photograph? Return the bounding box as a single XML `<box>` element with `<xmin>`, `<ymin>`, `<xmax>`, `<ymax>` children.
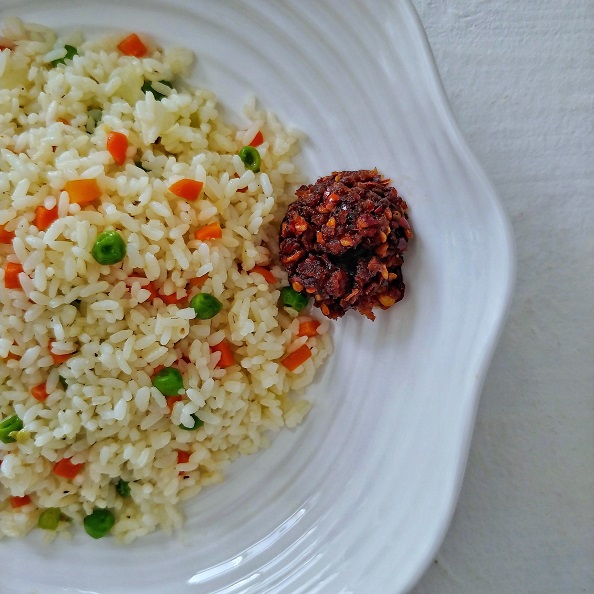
<box><xmin>279</xmin><ymin>169</ymin><xmax>412</xmax><ymax>320</ymax></box>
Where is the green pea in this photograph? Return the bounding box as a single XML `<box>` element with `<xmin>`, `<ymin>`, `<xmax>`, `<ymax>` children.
<box><xmin>152</xmin><ymin>367</ymin><xmax>184</xmax><ymax>396</ymax></box>
<box><xmin>83</xmin><ymin>508</ymin><xmax>115</xmax><ymax>539</ymax></box>
<box><xmin>38</xmin><ymin>507</ymin><xmax>61</xmax><ymax>531</ymax></box>
<box><xmin>51</xmin><ymin>45</ymin><xmax>78</xmax><ymax>67</ymax></box>
<box><xmin>92</xmin><ymin>230</ymin><xmax>126</xmax><ymax>265</ymax></box>
<box><xmin>280</xmin><ymin>286</ymin><xmax>309</xmax><ymax>312</ymax></box>
<box><xmin>190</xmin><ymin>293</ymin><xmax>222</xmax><ymax>320</ymax></box>
<box><xmin>0</xmin><ymin>414</ymin><xmax>23</xmax><ymax>444</ymax></box>
<box><xmin>179</xmin><ymin>414</ymin><xmax>203</xmax><ymax>431</ymax></box>
<box><xmin>238</xmin><ymin>146</ymin><xmax>261</xmax><ymax>173</ymax></box>
<box><xmin>115</xmin><ymin>478</ymin><xmax>131</xmax><ymax>497</ymax></box>
<box><xmin>141</xmin><ymin>80</ymin><xmax>173</xmax><ymax>101</ymax></box>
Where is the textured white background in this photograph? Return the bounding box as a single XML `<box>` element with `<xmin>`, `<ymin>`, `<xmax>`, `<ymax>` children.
<box><xmin>410</xmin><ymin>1</ymin><xmax>594</xmax><ymax>593</ymax></box>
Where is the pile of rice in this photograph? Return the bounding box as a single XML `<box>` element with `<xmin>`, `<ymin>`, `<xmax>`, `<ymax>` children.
<box><xmin>0</xmin><ymin>19</ymin><xmax>331</xmax><ymax>542</ymax></box>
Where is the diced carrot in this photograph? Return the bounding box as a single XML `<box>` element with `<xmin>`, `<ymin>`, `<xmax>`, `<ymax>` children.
<box><xmin>49</xmin><ymin>342</ymin><xmax>74</xmax><ymax>365</ymax></box>
<box><xmin>64</xmin><ymin>179</ymin><xmax>101</xmax><ymax>206</ymax></box>
<box><xmin>10</xmin><ymin>495</ymin><xmax>31</xmax><ymax>508</ymax></box>
<box><xmin>51</xmin><ymin>352</ymin><xmax>73</xmax><ymax>364</ymax></box>
<box><xmin>210</xmin><ymin>340</ymin><xmax>234</xmax><ymax>368</ymax></box>
<box><xmin>128</xmin><ymin>270</ymin><xmax>158</xmax><ymax>301</ymax></box>
<box><xmin>34</xmin><ymin>205</ymin><xmax>59</xmax><ymax>231</ymax></box>
<box><xmin>194</xmin><ymin>222</ymin><xmax>222</xmax><ymax>241</ymax></box>
<box><xmin>159</xmin><ymin>290</ymin><xmax>186</xmax><ymax>305</ymax></box>
<box><xmin>53</xmin><ymin>458</ymin><xmax>84</xmax><ymax>480</ymax></box>
<box><xmin>298</xmin><ymin>320</ymin><xmax>321</xmax><ymax>337</ymax></box>
<box><xmin>188</xmin><ymin>275</ymin><xmax>208</xmax><ymax>289</ymax></box>
<box><xmin>144</xmin><ymin>281</ymin><xmax>158</xmax><ymax>300</ymax></box>
<box><xmin>169</xmin><ymin>178</ymin><xmax>204</xmax><ymax>202</ymax></box>
<box><xmin>249</xmin><ymin>265</ymin><xmax>276</xmax><ymax>284</ymax></box>
<box><xmin>0</xmin><ymin>224</ymin><xmax>14</xmax><ymax>244</ymax></box>
<box><xmin>281</xmin><ymin>344</ymin><xmax>312</xmax><ymax>372</ymax></box>
<box><xmin>31</xmin><ymin>383</ymin><xmax>49</xmax><ymax>402</ymax></box>
<box><xmin>167</xmin><ymin>395</ymin><xmax>183</xmax><ymax>413</ymax></box>
<box><xmin>249</xmin><ymin>130</ymin><xmax>264</xmax><ymax>147</ymax></box>
<box><xmin>176</xmin><ymin>450</ymin><xmax>191</xmax><ymax>464</ymax></box>
<box><xmin>152</xmin><ymin>364</ymin><xmax>165</xmax><ymax>376</ymax></box>
<box><xmin>117</xmin><ymin>33</ymin><xmax>148</xmax><ymax>58</ymax></box>
<box><xmin>4</xmin><ymin>262</ymin><xmax>24</xmax><ymax>289</ymax></box>
<box><xmin>106</xmin><ymin>131</ymin><xmax>128</xmax><ymax>166</ymax></box>
<box><xmin>0</xmin><ymin>38</ymin><xmax>15</xmax><ymax>51</ymax></box>
<box><xmin>129</xmin><ymin>277</ymin><xmax>157</xmax><ymax>300</ymax></box>
<box><xmin>142</xmin><ymin>281</ymin><xmax>159</xmax><ymax>301</ymax></box>
<box><xmin>176</xmin><ymin>449</ymin><xmax>191</xmax><ymax>475</ymax></box>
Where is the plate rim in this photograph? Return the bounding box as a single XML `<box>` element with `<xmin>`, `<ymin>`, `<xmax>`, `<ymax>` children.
<box><xmin>0</xmin><ymin>1</ymin><xmax>516</xmax><ymax>592</ymax></box>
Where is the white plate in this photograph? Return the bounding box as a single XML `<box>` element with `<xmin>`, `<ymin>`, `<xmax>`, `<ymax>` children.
<box><xmin>0</xmin><ymin>1</ymin><xmax>515</xmax><ymax>592</ymax></box>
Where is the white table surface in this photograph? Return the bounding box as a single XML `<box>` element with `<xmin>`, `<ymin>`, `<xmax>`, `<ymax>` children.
<box><xmin>410</xmin><ymin>2</ymin><xmax>594</xmax><ymax>593</ymax></box>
